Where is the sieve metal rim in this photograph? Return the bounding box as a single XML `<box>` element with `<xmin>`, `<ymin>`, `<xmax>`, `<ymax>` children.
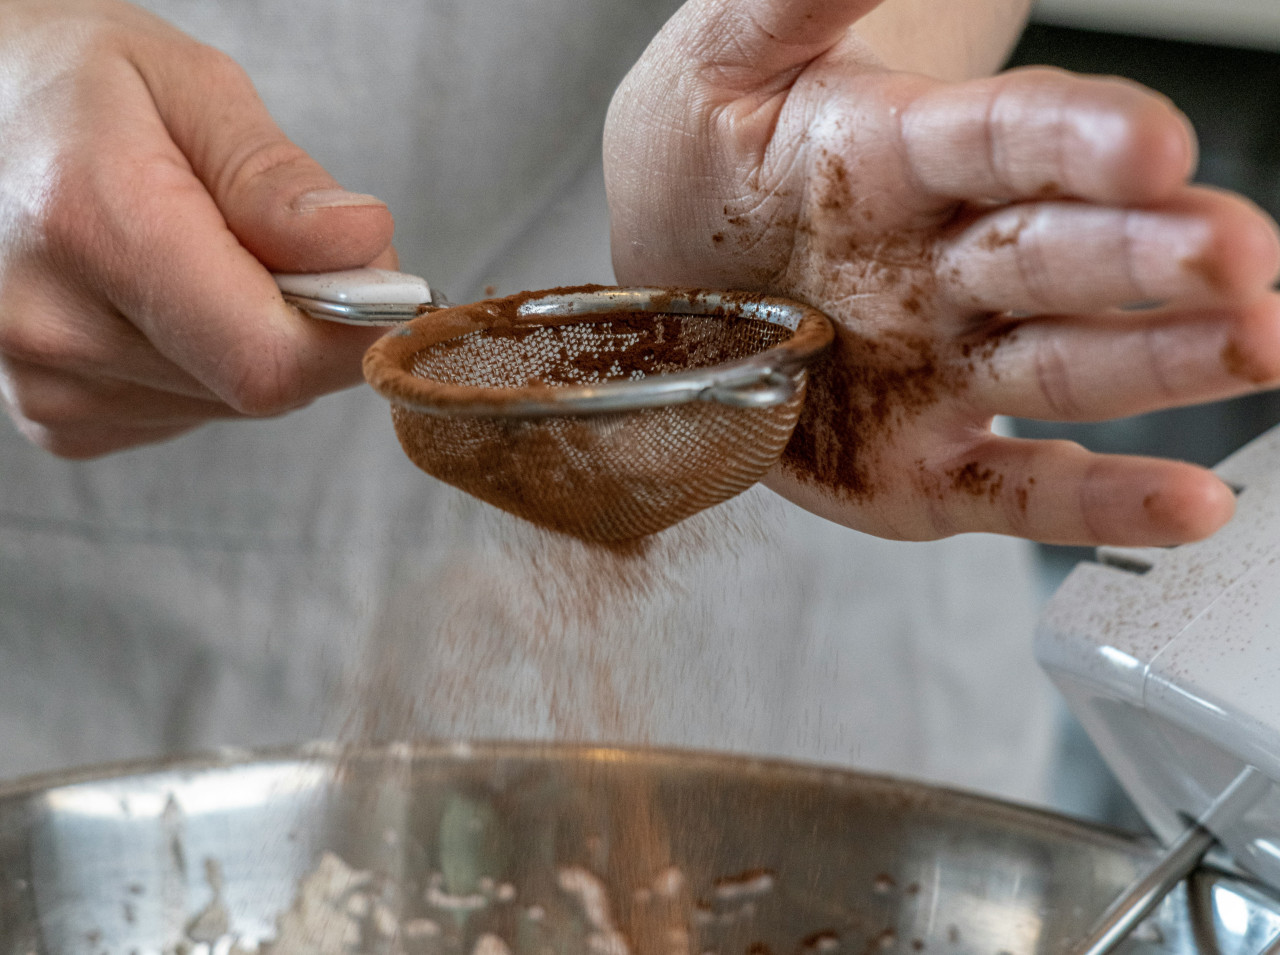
<box><xmin>362</xmin><ymin>286</ymin><xmax>833</xmax><ymax>418</ymax></box>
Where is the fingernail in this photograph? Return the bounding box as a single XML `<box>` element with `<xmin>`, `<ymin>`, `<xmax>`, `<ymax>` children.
<box><xmin>291</xmin><ymin>188</ymin><xmax>387</xmax><ymax>212</ymax></box>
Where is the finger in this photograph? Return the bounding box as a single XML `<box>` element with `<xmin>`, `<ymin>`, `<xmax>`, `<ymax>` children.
<box><xmin>926</xmin><ymin>436</ymin><xmax>1236</xmax><ymax>545</ymax></box>
<box><xmin>899</xmin><ymin>67</ymin><xmax>1196</xmax><ymax>208</ymax></box>
<box><xmin>0</xmin><ymin>275</ymin><xmax>228</xmax><ymax>401</ymax></box>
<box><xmin>674</xmin><ymin>0</ymin><xmax>889</xmax><ymax>86</ymax></box>
<box><xmin>967</xmin><ymin>296</ymin><xmax>1280</xmax><ymax>421</ymax></box>
<box><xmin>1</xmin><ymin>358</ymin><xmax>253</xmax><ymax>432</ymax></box>
<box><xmin>127</xmin><ymin>32</ymin><xmax>394</xmax><ymax>272</ymax></box>
<box><xmin>61</xmin><ymin>66</ymin><xmax>387</xmax><ymax>414</ymax></box>
<box><xmin>938</xmin><ymin>188</ymin><xmax>1280</xmax><ymax>315</ymax></box>
<box><xmin>9</xmin><ymin>416</ymin><xmax>198</xmax><ymax>460</ymax></box>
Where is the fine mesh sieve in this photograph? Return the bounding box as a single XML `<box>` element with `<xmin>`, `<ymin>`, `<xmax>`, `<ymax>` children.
<box><xmin>359</xmin><ymin>286</ymin><xmax>833</xmax><ymax>543</ymax></box>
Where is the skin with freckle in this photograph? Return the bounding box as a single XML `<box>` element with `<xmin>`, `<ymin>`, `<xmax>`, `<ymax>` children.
<box><xmin>605</xmin><ymin>0</ymin><xmax>1280</xmax><ymax>546</ymax></box>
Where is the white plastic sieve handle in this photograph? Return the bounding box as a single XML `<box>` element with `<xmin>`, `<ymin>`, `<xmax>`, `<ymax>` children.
<box><xmin>274</xmin><ymin>268</ymin><xmax>445</xmax><ymax>326</ymax></box>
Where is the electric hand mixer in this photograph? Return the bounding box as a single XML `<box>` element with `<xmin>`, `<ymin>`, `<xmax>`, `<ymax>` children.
<box><xmin>1039</xmin><ymin>422</ymin><xmax>1280</xmax><ymax>955</ymax></box>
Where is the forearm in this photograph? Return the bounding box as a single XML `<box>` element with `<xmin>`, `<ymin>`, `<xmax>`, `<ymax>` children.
<box><xmin>854</xmin><ymin>0</ymin><xmax>1032</xmax><ymax>79</ymax></box>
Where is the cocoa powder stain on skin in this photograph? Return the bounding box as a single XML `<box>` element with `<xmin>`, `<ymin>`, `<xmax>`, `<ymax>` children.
<box><xmin>946</xmin><ymin>462</ymin><xmax>1003</xmax><ymax>502</ymax></box>
<box><xmin>977</xmin><ymin>218</ymin><xmax>1027</xmax><ymax>252</ymax></box>
<box><xmin>1221</xmin><ymin>338</ymin><xmax>1273</xmax><ymax>385</ymax></box>
<box><xmin>1014</xmin><ymin>477</ymin><xmax>1036</xmax><ymax>515</ymax></box>
<box><xmin>815</xmin><ymin>148</ymin><xmax>853</xmax><ymax>215</ymax></box>
<box><xmin>781</xmin><ymin>327</ymin><xmax>949</xmax><ymax>501</ymax></box>
<box><xmin>779</xmin><ymin>312</ymin><xmax>1021</xmax><ymax>504</ymax></box>
<box><xmin>959</xmin><ymin>321</ymin><xmax>1021</xmax><ymax>379</ymax></box>
<box><xmin>1182</xmin><ymin>252</ymin><xmax>1230</xmax><ymax>293</ymax></box>
<box><xmin>776</xmin><ymin>148</ymin><xmax>953</xmax><ymax>500</ymax></box>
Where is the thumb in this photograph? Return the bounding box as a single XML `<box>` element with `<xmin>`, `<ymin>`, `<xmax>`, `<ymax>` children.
<box><xmin>133</xmin><ymin>36</ymin><xmax>395</xmax><ymax>273</ymax></box>
<box><xmin>676</xmin><ymin>0</ymin><xmax>890</xmax><ymax>86</ymax></box>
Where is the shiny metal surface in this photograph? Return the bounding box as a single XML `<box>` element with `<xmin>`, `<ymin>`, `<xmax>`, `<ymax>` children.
<box><xmin>1069</xmin><ymin>822</ymin><xmax>1217</xmax><ymax>955</ymax></box>
<box><xmin>277</xmin><ymin>294</ymin><xmax>426</xmax><ymax>325</ymax></box>
<box><xmin>274</xmin><ymin>268</ymin><xmax>446</xmax><ymax>325</ymax></box>
<box><xmin>1069</xmin><ymin>767</ymin><xmax>1275</xmax><ymax>955</ymax></box>
<box><xmin>364</xmin><ymin>287</ymin><xmax>833</xmax><ymax>418</ymax></box>
<box><xmin>1</xmin><ymin>743</ymin><xmax>1278</xmax><ymax>955</ymax></box>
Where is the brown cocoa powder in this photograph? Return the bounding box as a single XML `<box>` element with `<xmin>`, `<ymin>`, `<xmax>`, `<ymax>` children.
<box><xmin>945</xmin><ymin>461</ymin><xmax>1003</xmax><ymax>502</ymax></box>
<box><xmin>780</xmin><ymin>327</ymin><xmax>946</xmax><ymax>500</ymax></box>
<box><xmin>339</xmin><ymin>497</ymin><xmax>777</xmax><ymax>954</ymax></box>
<box><xmin>977</xmin><ymin>219</ymin><xmax>1027</xmax><ymax>251</ymax></box>
<box><xmin>342</xmin><ymin>287</ymin><xmax>796</xmax><ymax>954</ymax></box>
<box><xmin>779</xmin><ymin>305</ymin><xmax>1020</xmax><ymax>503</ymax></box>
<box><xmin>376</xmin><ymin>287</ymin><xmax>807</xmax><ymax>543</ymax></box>
<box><xmin>1221</xmin><ymin>337</ymin><xmax>1272</xmax><ymax>385</ymax></box>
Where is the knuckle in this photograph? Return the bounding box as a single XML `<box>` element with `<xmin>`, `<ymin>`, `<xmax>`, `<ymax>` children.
<box><xmin>7</xmin><ymin>380</ymin><xmax>94</xmax><ymax>431</ymax></box>
<box><xmin>0</xmin><ymin>314</ymin><xmax>80</xmax><ymax>369</ymax></box>
<box><xmin>218</xmin><ymin>137</ymin><xmax>313</xmax><ymax>205</ymax></box>
<box><xmin>48</xmin><ymin>154</ymin><xmax>186</xmax><ymax>263</ymax></box>
<box><xmin>216</xmin><ymin>340</ymin><xmax>305</xmax><ymax>417</ymax></box>
<box><xmin>1032</xmin><ymin>338</ymin><xmax>1082</xmax><ymax>418</ymax></box>
<box><xmin>35</xmin><ymin>430</ymin><xmax>112</xmax><ymax>461</ymax></box>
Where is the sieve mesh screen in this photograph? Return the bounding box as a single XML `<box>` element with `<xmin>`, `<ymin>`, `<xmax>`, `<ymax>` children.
<box><xmin>409</xmin><ymin>314</ymin><xmax>790</xmax><ymax>389</ymax></box>
<box><xmin>362</xmin><ymin>290</ymin><xmax>831</xmax><ymax>544</ymax></box>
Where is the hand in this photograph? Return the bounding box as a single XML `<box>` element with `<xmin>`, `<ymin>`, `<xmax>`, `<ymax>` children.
<box><xmin>0</xmin><ymin>0</ymin><xmax>396</xmax><ymax>458</ymax></box>
<box><xmin>604</xmin><ymin>0</ymin><xmax>1280</xmax><ymax>546</ymax></box>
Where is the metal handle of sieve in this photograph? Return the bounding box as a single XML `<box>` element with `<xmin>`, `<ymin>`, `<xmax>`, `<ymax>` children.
<box><xmin>274</xmin><ymin>268</ymin><xmax>446</xmax><ymax>326</ymax></box>
<box><xmin>701</xmin><ymin>363</ymin><xmax>799</xmax><ymax>409</ymax></box>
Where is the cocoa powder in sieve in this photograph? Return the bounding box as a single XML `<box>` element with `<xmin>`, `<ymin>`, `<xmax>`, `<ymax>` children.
<box><xmin>373</xmin><ymin>288</ymin><xmax>807</xmax><ymax>544</ymax></box>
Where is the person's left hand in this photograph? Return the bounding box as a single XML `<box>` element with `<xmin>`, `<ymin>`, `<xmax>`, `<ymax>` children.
<box><xmin>604</xmin><ymin>0</ymin><xmax>1280</xmax><ymax>547</ymax></box>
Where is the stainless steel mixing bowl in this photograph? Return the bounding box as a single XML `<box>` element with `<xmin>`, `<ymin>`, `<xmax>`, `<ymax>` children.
<box><xmin>1</xmin><ymin>743</ymin><xmax>1278</xmax><ymax>955</ymax></box>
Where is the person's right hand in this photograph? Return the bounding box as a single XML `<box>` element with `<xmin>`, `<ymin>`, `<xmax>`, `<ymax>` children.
<box><xmin>0</xmin><ymin>0</ymin><xmax>396</xmax><ymax>459</ymax></box>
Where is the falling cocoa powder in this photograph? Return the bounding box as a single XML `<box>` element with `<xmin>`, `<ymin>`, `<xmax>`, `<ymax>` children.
<box><xmin>346</xmin><ymin>282</ymin><xmax>805</xmax><ymax>950</ymax></box>
<box><xmin>339</xmin><ymin>496</ymin><xmax>779</xmax><ymax>955</ymax></box>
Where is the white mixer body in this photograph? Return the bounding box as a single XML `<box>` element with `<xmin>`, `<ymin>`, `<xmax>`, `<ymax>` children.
<box><xmin>1037</xmin><ymin>423</ymin><xmax>1280</xmax><ymax>887</ymax></box>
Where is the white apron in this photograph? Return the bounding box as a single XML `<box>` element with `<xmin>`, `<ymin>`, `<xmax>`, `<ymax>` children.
<box><xmin>0</xmin><ymin>0</ymin><xmax>1057</xmax><ymax>805</ymax></box>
